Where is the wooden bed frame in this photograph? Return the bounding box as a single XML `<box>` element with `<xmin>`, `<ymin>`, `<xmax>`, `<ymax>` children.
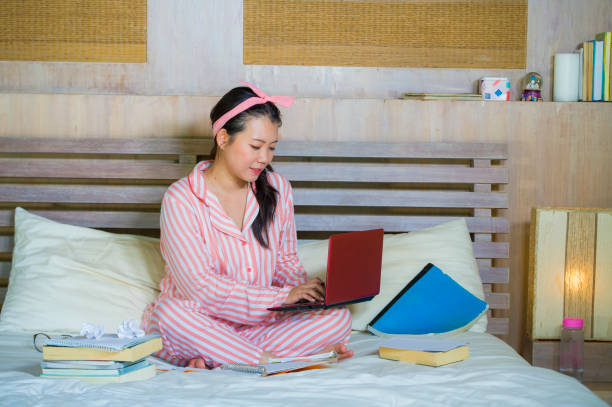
<box><xmin>0</xmin><ymin>137</ymin><xmax>509</xmax><ymax>335</ymax></box>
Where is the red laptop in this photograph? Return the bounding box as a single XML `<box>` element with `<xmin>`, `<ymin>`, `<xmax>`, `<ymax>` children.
<box><xmin>268</xmin><ymin>229</ymin><xmax>384</xmax><ymax>311</ymax></box>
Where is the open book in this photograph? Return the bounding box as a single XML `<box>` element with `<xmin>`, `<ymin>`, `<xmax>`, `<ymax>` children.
<box><xmin>219</xmin><ymin>351</ymin><xmax>338</xmax><ymax>376</ymax></box>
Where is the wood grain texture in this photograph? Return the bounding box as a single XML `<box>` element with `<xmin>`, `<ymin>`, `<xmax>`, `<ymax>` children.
<box><xmin>530</xmin><ymin>209</ymin><xmax>567</xmax><ymax>339</ymax></box>
<box><xmin>0</xmin><ymin>137</ymin><xmax>509</xmax><ymax>335</ymax></box>
<box><xmin>0</xmin><ymin>1</ymin><xmax>610</xmax><ymax>100</ymax></box>
<box><xmin>594</xmin><ymin>213</ymin><xmax>612</xmax><ymax>340</ymax></box>
<box><xmin>0</xmin><ymin>159</ymin><xmax>507</xmax><ymax>184</ymax></box>
<box><xmin>2</xmin><ymin>95</ymin><xmax>611</xmax><ymax>353</ymax></box>
<box><xmin>564</xmin><ymin>211</ymin><xmax>596</xmax><ymax>339</ymax></box>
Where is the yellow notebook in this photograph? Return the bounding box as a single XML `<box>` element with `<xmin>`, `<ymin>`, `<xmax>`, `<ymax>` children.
<box><xmin>401</xmin><ymin>93</ymin><xmax>482</xmax><ymax>101</ymax></box>
<box><xmin>378</xmin><ymin>338</ymin><xmax>469</xmax><ymax>367</ymax></box>
<box><xmin>42</xmin><ymin>334</ymin><xmax>162</xmax><ymax>362</ymax></box>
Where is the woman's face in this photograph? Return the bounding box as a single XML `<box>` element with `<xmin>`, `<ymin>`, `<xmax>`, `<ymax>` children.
<box><xmin>220</xmin><ymin>115</ymin><xmax>279</xmax><ymax>183</ymax></box>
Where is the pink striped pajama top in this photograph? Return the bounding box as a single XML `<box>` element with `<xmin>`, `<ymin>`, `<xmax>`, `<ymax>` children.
<box><xmin>144</xmin><ymin>161</ymin><xmax>351</xmax><ymax>367</ymax></box>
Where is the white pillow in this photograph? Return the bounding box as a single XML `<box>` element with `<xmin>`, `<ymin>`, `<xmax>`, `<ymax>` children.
<box><xmin>297</xmin><ymin>219</ymin><xmax>487</xmax><ymax>333</ymax></box>
<box><xmin>0</xmin><ymin>208</ymin><xmax>165</xmax><ymax>334</ymax></box>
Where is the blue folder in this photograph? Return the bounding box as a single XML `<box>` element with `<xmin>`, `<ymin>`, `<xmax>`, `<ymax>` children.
<box><xmin>368</xmin><ymin>263</ymin><xmax>488</xmax><ymax>335</ymax></box>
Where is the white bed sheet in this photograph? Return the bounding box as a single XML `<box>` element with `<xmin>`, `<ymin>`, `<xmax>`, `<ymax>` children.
<box><xmin>0</xmin><ymin>331</ymin><xmax>605</xmax><ymax>407</ymax></box>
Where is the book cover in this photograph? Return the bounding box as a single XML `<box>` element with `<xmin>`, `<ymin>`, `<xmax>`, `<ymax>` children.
<box><xmin>41</xmin><ymin>359</ymin><xmax>150</xmax><ymax>377</ymax></box>
<box><xmin>368</xmin><ymin>263</ymin><xmax>488</xmax><ymax>335</ymax></box>
<box><xmin>41</xmin><ymin>358</ymin><xmax>145</xmax><ymax>370</ymax></box>
<box><xmin>595</xmin><ymin>32</ymin><xmax>611</xmax><ymax>101</ymax></box>
<box><xmin>41</xmin><ymin>363</ymin><xmax>156</xmax><ymax>384</ymax></box>
<box><xmin>593</xmin><ymin>40</ymin><xmax>604</xmax><ymax>101</ymax></box>
<box><xmin>42</xmin><ymin>335</ymin><xmax>162</xmax><ymax>362</ymax></box>
<box><xmin>587</xmin><ymin>41</ymin><xmax>594</xmax><ymax>101</ymax></box>
<box><xmin>378</xmin><ymin>338</ymin><xmax>469</xmax><ymax>367</ymax></box>
<box><xmin>401</xmin><ymin>93</ymin><xmax>482</xmax><ymax>101</ymax></box>
<box><xmin>578</xmin><ymin>44</ymin><xmax>585</xmax><ymax>101</ymax></box>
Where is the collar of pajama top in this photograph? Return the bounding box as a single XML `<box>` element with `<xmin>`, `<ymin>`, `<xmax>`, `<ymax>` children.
<box><xmin>188</xmin><ymin>160</ymin><xmax>259</xmax><ymax>242</ymax></box>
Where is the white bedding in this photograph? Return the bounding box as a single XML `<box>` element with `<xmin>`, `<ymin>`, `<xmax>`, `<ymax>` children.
<box><xmin>0</xmin><ymin>331</ymin><xmax>604</xmax><ymax>407</ymax></box>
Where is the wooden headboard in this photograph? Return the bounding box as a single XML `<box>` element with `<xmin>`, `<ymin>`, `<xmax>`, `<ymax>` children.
<box><xmin>0</xmin><ymin>138</ymin><xmax>509</xmax><ymax>335</ymax></box>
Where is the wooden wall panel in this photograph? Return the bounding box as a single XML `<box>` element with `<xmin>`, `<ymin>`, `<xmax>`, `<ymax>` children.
<box><xmin>595</xmin><ymin>213</ymin><xmax>612</xmax><ymax>340</ymax></box>
<box><xmin>530</xmin><ymin>209</ymin><xmax>566</xmax><ymax>339</ymax></box>
<box><xmin>529</xmin><ymin>208</ymin><xmax>612</xmax><ymax>341</ymax></box>
<box><xmin>2</xmin><ymin>93</ymin><xmax>612</xmax><ymax>354</ymax></box>
<box><xmin>0</xmin><ymin>1</ymin><xmax>611</xmax><ymax>100</ymax></box>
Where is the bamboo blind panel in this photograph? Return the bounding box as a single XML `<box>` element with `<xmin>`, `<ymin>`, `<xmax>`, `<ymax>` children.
<box><xmin>0</xmin><ymin>0</ymin><xmax>147</xmax><ymax>62</ymax></box>
<box><xmin>244</xmin><ymin>0</ymin><xmax>527</xmax><ymax>68</ymax></box>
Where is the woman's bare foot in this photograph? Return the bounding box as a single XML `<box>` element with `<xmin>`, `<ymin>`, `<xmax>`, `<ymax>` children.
<box><xmin>323</xmin><ymin>343</ymin><xmax>354</xmax><ymax>361</ymax></box>
<box><xmin>258</xmin><ymin>350</ymin><xmax>278</xmax><ymax>364</ymax></box>
<box><xmin>186</xmin><ymin>357</ymin><xmax>207</xmax><ymax>369</ymax></box>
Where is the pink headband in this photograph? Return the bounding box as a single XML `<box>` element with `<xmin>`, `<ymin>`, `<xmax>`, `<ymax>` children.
<box><xmin>212</xmin><ymin>81</ymin><xmax>295</xmax><ymax>135</ymax></box>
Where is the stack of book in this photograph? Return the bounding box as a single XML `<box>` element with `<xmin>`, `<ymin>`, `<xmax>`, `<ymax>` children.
<box><xmin>41</xmin><ymin>333</ymin><xmax>162</xmax><ymax>383</ymax></box>
<box><xmin>578</xmin><ymin>31</ymin><xmax>611</xmax><ymax>101</ymax></box>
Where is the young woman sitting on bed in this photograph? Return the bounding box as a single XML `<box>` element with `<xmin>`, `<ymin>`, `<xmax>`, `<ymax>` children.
<box><xmin>143</xmin><ymin>83</ymin><xmax>353</xmax><ymax>369</ymax></box>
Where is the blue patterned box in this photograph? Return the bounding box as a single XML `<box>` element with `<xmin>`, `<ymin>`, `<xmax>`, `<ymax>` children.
<box><xmin>479</xmin><ymin>77</ymin><xmax>511</xmax><ymax>101</ymax></box>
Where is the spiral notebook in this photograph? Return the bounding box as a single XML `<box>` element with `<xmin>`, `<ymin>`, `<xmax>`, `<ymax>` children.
<box><xmin>220</xmin><ymin>351</ymin><xmax>338</xmax><ymax>376</ymax></box>
<box><xmin>45</xmin><ymin>333</ymin><xmax>161</xmax><ymax>352</ymax></box>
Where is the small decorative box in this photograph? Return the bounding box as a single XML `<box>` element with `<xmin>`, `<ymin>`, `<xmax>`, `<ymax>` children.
<box><xmin>479</xmin><ymin>77</ymin><xmax>511</xmax><ymax>101</ymax></box>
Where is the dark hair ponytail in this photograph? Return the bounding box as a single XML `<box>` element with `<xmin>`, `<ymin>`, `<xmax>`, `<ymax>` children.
<box><xmin>209</xmin><ymin>86</ymin><xmax>281</xmax><ymax>248</ymax></box>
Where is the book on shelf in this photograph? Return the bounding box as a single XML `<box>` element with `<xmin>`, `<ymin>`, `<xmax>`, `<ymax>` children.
<box><xmin>219</xmin><ymin>351</ymin><xmax>338</xmax><ymax>376</ymax></box>
<box><xmin>593</xmin><ymin>39</ymin><xmax>605</xmax><ymax>101</ymax></box>
<box><xmin>595</xmin><ymin>32</ymin><xmax>611</xmax><ymax>101</ymax></box>
<box><xmin>41</xmin><ymin>359</ymin><xmax>150</xmax><ymax>377</ymax></box>
<box><xmin>586</xmin><ymin>41</ymin><xmax>594</xmax><ymax>101</ymax></box>
<box><xmin>41</xmin><ymin>362</ymin><xmax>156</xmax><ymax>384</ymax></box>
<box><xmin>578</xmin><ymin>43</ymin><xmax>585</xmax><ymax>101</ymax></box>
<box><xmin>378</xmin><ymin>338</ymin><xmax>469</xmax><ymax>367</ymax></box>
<box><xmin>42</xmin><ymin>333</ymin><xmax>162</xmax><ymax>362</ymax></box>
<box><xmin>401</xmin><ymin>93</ymin><xmax>482</xmax><ymax>101</ymax></box>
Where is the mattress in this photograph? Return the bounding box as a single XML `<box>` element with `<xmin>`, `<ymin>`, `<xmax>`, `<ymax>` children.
<box><xmin>0</xmin><ymin>330</ymin><xmax>605</xmax><ymax>407</ymax></box>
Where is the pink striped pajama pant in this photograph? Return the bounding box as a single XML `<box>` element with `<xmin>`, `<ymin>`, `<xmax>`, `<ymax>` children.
<box><xmin>145</xmin><ymin>296</ymin><xmax>352</xmax><ymax>368</ymax></box>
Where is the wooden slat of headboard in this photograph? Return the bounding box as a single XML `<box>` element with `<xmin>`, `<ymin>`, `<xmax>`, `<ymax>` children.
<box><xmin>0</xmin><ymin>210</ymin><xmax>508</xmax><ymax>234</ymax></box>
<box><xmin>0</xmin><ymin>185</ymin><xmax>167</xmax><ymax>204</ymax></box>
<box><xmin>294</xmin><ymin>214</ymin><xmax>508</xmax><ymax>234</ymax></box>
<box><xmin>274</xmin><ymin>163</ymin><xmax>507</xmax><ymax>184</ymax></box>
<box><xmin>293</xmin><ymin>189</ymin><xmax>508</xmax><ymax>208</ymax></box>
<box><xmin>1</xmin><ymin>137</ymin><xmax>214</xmax><ymax>155</ymax></box>
<box><xmin>487</xmin><ymin>317</ymin><xmax>510</xmax><ymax>335</ymax></box>
<box><xmin>2</xmin><ymin>137</ymin><xmax>507</xmax><ymax>159</ymax></box>
<box><xmin>0</xmin><ymin>159</ymin><xmax>192</xmax><ymax>180</ymax></box>
<box><xmin>478</xmin><ymin>265</ymin><xmax>509</xmax><ymax>284</ymax></box>
<box><xmin>2</xmin><ymin>159</ymin><xmax>507</xmax><ymax>184</ymax></box>
<box><xmin>0</xmin><ymin>258</ymin><xmax>508</xmax><ymax>286</ymax></box>
<box><xmin>0</xmin><ymin>138</ymin><xmax>510</xmax><ymax>335</ymax></box>
<box><xmin>0</xmin><ymin>185</ymin><xmax>508</xmax><ymax>209</ymax></box>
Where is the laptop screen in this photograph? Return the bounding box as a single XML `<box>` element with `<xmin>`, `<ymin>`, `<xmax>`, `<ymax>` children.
<box><xmin>324</xmin><ymin>229</ymin><xmax>384</xmax><ymax>306</ymax></box>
